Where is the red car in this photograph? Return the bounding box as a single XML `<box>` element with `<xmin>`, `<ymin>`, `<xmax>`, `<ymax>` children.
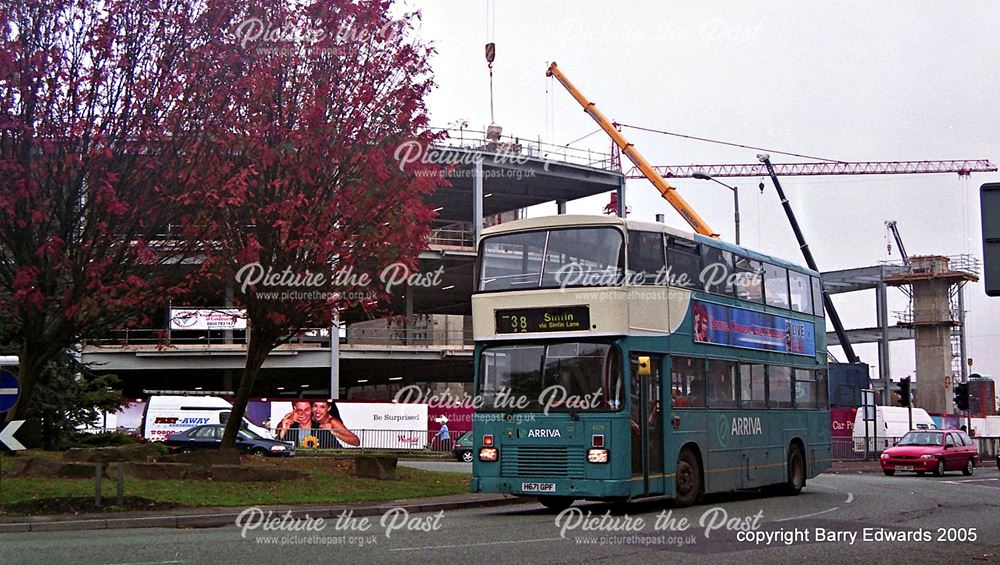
<box><xmin>880</xmin><ymin>429</ymin><xmax>979</xmax><ymax>476</ymax></box>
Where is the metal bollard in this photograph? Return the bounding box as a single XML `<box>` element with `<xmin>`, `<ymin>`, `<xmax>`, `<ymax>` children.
<box><xmin>94</xmin><ymin>463</ymin><xmax>102</xmax><ymax>506</ymax></box>
<box><xmin>116</xmin><ymin>463</ymin><xmax>124</xmax><ymax>505</ymax></box>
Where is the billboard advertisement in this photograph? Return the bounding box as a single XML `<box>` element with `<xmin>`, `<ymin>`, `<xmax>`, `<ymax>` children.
<box><xmin>830</xmin><ymin>407</ymin><xmax>857</xmax><ymax>438</ymax></box>
<box><xmin>169</xmin><ymin>308</ymin><xmax>247</xmax><ymax>330</ymax></box>
<box><xmin>693</xmin><ymin>300</ymin><xmax>816</xmax><ymax>356</ymax></box>
<box><xmin>268</xmin><ymin>400</ymin><xmax>428</xmax><ymax>450</ymax></box>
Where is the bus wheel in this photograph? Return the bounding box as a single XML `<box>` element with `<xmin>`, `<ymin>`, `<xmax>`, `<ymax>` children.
<box><xmin>675</xmin><ymin>448</ymin><xmax>702</xmax><ymax>507</ymax></box>
<box><xmin>537</xmin><ymin>496</ymin><xmax>574</xmax><ymax>512</ymax></box>
<box><xmin>783</xmin><ymin>444</ymin><xmax>806</xmax><ymax>495</ymax></box>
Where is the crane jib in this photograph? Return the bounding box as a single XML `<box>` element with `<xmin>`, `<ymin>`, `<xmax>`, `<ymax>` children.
<box><xmin>546</xmin><ymin>61</ymin><xmax>719</xmax><ymax>238</ymax></box>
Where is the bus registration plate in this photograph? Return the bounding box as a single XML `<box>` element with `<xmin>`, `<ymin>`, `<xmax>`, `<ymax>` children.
<box><xmin>897</xmin><ymin>466</ymin><xmax>913</xmax><ymax>471</ymax></box>
<box><xmin>522</xmin><ymin>482</ymin><xmax>556</xmax><ymax>493</ymax></box>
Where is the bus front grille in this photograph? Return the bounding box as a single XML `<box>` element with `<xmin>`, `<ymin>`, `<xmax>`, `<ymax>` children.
<box><xmin>502</xmin><ymin>446</ymin><xmax>585</xmax><ymax>478</ymax></box>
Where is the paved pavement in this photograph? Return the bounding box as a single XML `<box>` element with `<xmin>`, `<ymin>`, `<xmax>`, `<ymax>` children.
<box><xmin>2</xmin><ymin>467</ymin><xmax>998</xmax><ymax>564</ymax></box>
<box><xmin>398</xmin><ymin>460</ymin><xmax>471</xmax><ymax>474</ymax></box>
<box><xmin>0</xmin><ymin>492</ymin><xmax>531</xmax><ymax>533</ymax></box>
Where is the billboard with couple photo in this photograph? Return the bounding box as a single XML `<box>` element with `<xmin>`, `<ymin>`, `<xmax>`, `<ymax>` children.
<box><xmin>268</xmin><ymin>400</ymin><xmax>428</xmax><ymax>449</ymax></box>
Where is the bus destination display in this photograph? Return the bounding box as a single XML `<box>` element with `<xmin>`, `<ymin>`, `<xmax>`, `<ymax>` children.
<box><xmin>495</xmin><ymin>306</ymin><xmax>591</xmax><ymax>334</ymax></box>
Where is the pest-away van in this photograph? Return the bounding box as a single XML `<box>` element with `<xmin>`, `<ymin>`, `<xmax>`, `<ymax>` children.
<box><xmin>141</xmin><ymin>396</ymin><xmax>273</xmax><ymax>441</ymax></box>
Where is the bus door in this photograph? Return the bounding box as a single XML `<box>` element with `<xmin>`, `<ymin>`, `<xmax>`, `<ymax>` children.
<box><xmin>630</xmin><ymin>354</ymin><xmax>664</xmax><ymax>496</ymax></box>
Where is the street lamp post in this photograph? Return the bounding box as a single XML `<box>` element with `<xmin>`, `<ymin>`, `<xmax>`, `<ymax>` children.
<box><xmin>692</xmin><ymin>172</ymin><xmax>740</xmax><ymax>246</ymax></box>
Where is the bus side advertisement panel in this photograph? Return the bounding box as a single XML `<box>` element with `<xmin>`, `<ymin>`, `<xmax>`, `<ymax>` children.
<box><xmin>694</xmin><ymin>300</ymin><xmax>816</xmax><ymax>356</ymax></box>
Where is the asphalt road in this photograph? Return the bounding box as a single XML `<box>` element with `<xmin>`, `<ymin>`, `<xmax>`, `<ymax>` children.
<box><xmin>3</xmin><ymin>467</ymin><xmax>999</xmax><ymax>565</ymax></box>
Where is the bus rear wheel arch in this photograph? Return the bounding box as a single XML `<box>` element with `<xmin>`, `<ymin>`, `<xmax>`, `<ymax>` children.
<box><xmin>674</xmin><ymin>446</ymin><xmax>703</xmax><ymax>507</ymax></box>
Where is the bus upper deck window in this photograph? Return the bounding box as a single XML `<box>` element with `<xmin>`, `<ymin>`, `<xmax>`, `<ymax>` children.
<box><xmin>763</xmin><ymin>263</ymin><xmax>790</xmax><ymax>310</ymax></box>
<box><xmin>627</xmin><ymin>230</ymin><xmax>666</xmax><ymax>285</ymax></box>
<box><xmin>666</xmin><ymin>238</ymin><xmax>700</xmax><ymax>289</ymax></box>
<box><xmin>788</xmin><ymin>270</ymin><xmax>813</xmax><ymax>314</ymax></box>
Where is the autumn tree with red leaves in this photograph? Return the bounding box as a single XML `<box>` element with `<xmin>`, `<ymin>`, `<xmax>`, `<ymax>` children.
<box><xmin>0</xmin><ymin>0</ymin><xmax>206</xmax><ymax>422</ymax></box>
<box><xmin>181</xmin><ymin>1</ymin><xmax>442</xmax><ymax>448</ymax></box>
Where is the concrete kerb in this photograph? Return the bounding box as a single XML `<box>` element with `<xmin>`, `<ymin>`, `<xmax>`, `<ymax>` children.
<box><xmin>0</xmin><ymin>494</ymin><xmax>533</xmax><ymax>534</ymax></box>
<box><xmin>827</xmin><ymin>461</ymin><xmax>884</xmax><ymax>474</ymax></box>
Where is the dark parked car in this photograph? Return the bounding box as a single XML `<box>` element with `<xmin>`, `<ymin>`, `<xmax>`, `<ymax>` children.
<box><xmin>164</xmin><ymin>424</ymin><xmax>295</xmax><ymax>457</ymax></box>
<box><xmin>880</xmin><ymin>430</ymin><xmax>978</xmax><ymax>476</ymax></box>
<box><xmin>452</xmin><ymin>431</ymin><xmax>474</xmax><ymax>463</ymax></box>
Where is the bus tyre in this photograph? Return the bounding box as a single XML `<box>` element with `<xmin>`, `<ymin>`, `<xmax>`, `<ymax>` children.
<box><xmin>537</xmin><ymin>496</ymin><xmax>574</xmax><ymax>512</ymax></box>
<box><xmin>883</xmin><ymin>469</ymin><xmax>895</xmax><ymax>476</ymax></box>
<box><xmin>675</xmin><ymin>448</ymin><xmax>702</xmax><ymax>507</ymax></box>
<box><xmin>783</xmin><ymin>444</ymin><xmax>806</xmax><ymax>495</ymax></box>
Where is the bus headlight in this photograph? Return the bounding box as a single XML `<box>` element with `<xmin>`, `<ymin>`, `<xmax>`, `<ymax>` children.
<box><xmin>479</xmin><ymin>447</ymin><xmax>499</xmax><ymax>462</ymax></box>
<box><xmin>587</xmin><ymin>448</ymin><xmax>609</xmax><ymax>464</ymax></box>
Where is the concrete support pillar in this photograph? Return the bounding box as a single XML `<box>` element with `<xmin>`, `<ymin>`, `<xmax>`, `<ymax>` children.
<box><xmin>404</xmin><ymin>283</ymin><xmax>414</xmax><ymax>346</ymax></box>
<box><xmin>473</xmin><ymin>157</ymin><xmax>484</xmax><ymax>248</ymax></box>
<box><xmin>876</xmin><ymin>281</ymin><xmax>891</xmax><ymax>405</ymax></box>
<box><xmin>616</xmin><ymin>175</ymin><xmax>626</xmax><ymax>218</ymax></box>
<box><xmin>329</xmin><ymin>315</ymin><xmax>340</xmax><ymax>400</ymax></box>
<box><xmin>223</xmin><ymin>279</ymin><xmax>234</xmax><ymax>345</ymax></box>
<box><xmin>912</xmin><ymin>277</ymin><xmax>953</xmax><ymax>414</ymax></box>
<box><xmin>958</xmin><ymin>283</ymin><xmax>968</xmax><ymax>382</ymax></box>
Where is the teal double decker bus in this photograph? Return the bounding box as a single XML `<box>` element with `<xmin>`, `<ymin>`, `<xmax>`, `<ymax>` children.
<box><xmin>470</xmin><ymin>215</ymin><xmax>830</xmax><ymax>510</ymax></box>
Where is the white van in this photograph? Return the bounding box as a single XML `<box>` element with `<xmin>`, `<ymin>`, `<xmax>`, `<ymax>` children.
<box><xmin>852</xmin><ymin>406</ymin><xmax>936</xmax><ymax>451</ymax></box>
<box><xmin>141</xmin><ymin>396</ymin><xmax>273</xmax><ymax>441</ymax></box>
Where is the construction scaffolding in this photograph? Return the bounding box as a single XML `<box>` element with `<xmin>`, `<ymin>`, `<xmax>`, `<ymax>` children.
<box><xmin>883</xmin><ymin>255</ymin><xmax>980</xmax><ymax>414</ymax></box>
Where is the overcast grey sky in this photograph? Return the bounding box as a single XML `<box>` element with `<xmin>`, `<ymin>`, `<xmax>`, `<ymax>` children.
<box><xmin>415</xmin><ymin>1</ymin><xmax>1000</xmax><ymax>383</ymax></box>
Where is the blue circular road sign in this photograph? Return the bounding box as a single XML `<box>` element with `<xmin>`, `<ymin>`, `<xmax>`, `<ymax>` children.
<box><xmin>0</xmin><ymin>370</ymin><xmax>20</xmax><ymax>413</ymax></box>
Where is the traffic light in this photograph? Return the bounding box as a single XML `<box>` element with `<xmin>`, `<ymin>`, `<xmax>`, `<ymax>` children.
<box><xmin>896</xmin><ymin>377</ymin><xmax>912</xmax><ymax>407</ymax></box>
<box><xmin>954</xmin><ymin>382</ymin><xmax>970</xmax><ymax>411</ymax></box>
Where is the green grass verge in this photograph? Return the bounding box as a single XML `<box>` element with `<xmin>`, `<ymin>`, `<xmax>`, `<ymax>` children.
<box><xmin>0</xmin><ymin>454</ymin><xmax>470</xmax><ymax>514</ymax></box>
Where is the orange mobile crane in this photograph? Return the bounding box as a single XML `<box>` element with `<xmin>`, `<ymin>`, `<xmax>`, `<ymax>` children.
<box><xmin>545</xmin><ymin>62</ymin><xmax>719</xmax><ymax>238</ymax></box>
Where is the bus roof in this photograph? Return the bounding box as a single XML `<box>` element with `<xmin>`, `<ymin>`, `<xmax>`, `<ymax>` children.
<box><xmin>480</xmin><ymin>215</ymin><xmax>817</xmax><ymax>276</ymax></box>
<box><xmin>480</xmin><ymin>214</ymin><xmax>693</xmax><ymax>238</ymax></box>
<box><xmin>693</xmin><ymin>233</ymin><xmax>820</xmax><ymax>277</ymax></box>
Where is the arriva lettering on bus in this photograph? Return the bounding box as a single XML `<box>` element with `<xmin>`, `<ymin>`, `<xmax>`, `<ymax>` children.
<box><xmin>527</xmin><ymin>429</ymin><xmax>562</xmax><ymax>438</ymax></box>
<box><xmin>732</xmin><ymin>417</ymin><xmax>763</xmax><ymax>436</ymax></box>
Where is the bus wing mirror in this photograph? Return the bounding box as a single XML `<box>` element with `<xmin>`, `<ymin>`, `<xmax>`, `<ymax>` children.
<box><xmin>637</xmin><ymin>356</ymin><xmax>651</xmax><ymax>376</ymax></box>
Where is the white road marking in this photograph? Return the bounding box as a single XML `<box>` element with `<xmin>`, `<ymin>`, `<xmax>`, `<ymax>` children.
<box><xmin>808</xmin><ymin>481</ymin><xmax>854</xmax><ymax>504</ymax></box>
<box><xmin>102</xmin><ymin>561</ymin><xmax>184</xmax><ymax>565</ymax></box>
<box><xmin>391</xmin><ymin>537</ymin><xmax>566</xmax><ymax>552</ymax></box>
<box><xmin>941</xmin><ymin>479</ymin><xmax>1000</xmax><ymax>490</ymax></box>
<box><xmin>773</xmin><ymin>506</ymin><xmax>840</xmax><ymax>523</ymax></box>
